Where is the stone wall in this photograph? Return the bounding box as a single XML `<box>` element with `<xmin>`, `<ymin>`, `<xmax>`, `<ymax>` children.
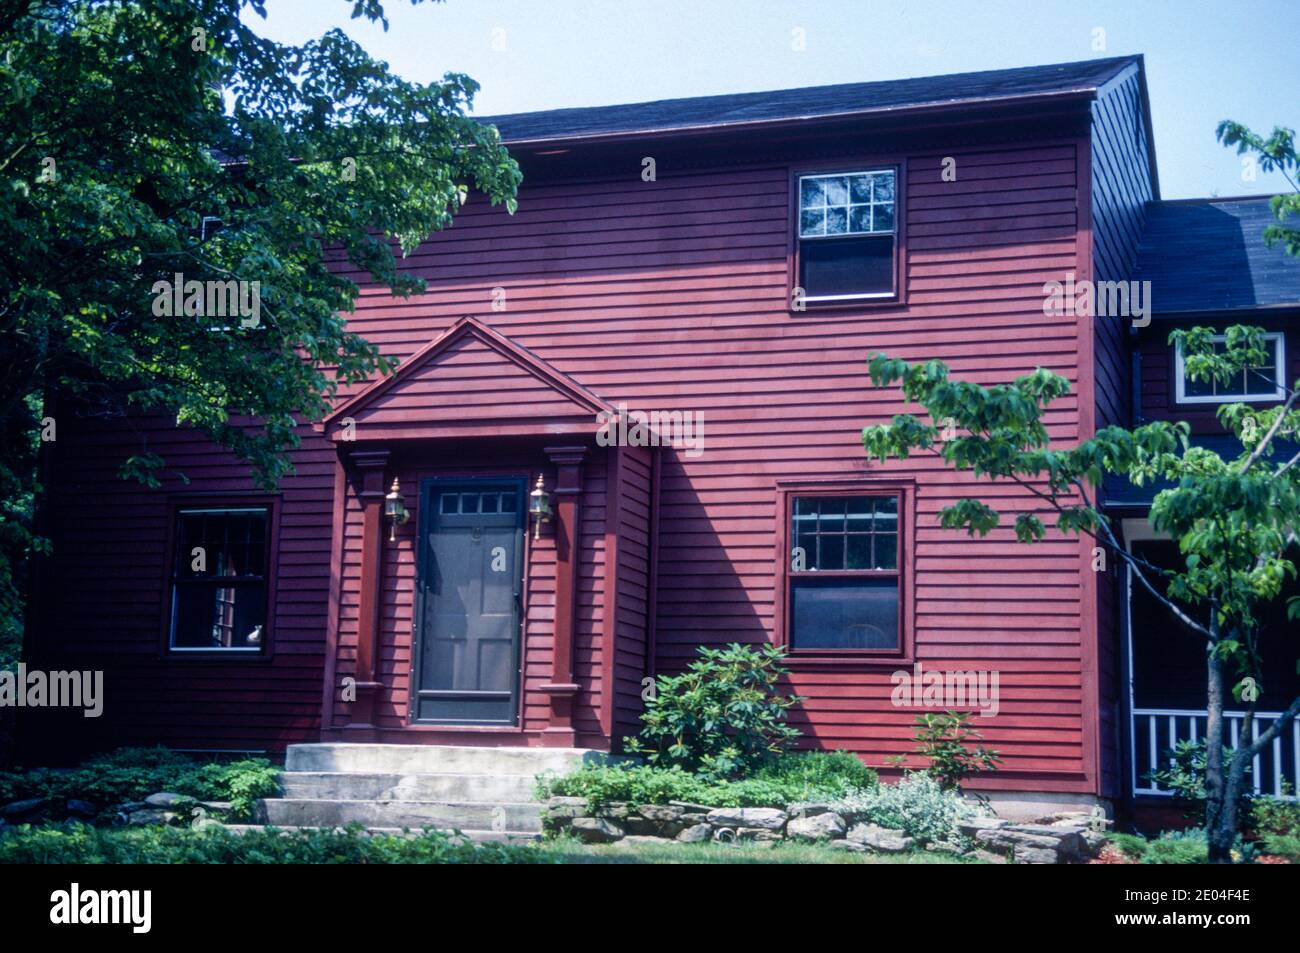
<box><xmin>542</xmin><ymin>798</ymin><xmax>1110</xmax><ymax>863</ymax></box>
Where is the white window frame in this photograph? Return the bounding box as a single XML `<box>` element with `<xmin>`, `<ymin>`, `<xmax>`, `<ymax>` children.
<box><xmin>1174</xmin><ymin>332</ymin><xmax>1286</xmax><ymax>405</ymax></box>
<box><xmin>797</xmin><ymin>168</ymin><xmax>897</xmax><ymax>303</ymax></box>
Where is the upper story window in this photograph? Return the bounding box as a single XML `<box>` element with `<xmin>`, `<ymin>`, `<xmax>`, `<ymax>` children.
<box><xmin>796</xmin><ymin>169</ymin><xmax>898</xmax><ymax>303</ymax></box>
<box><xmin>788</xmin><ymin>494</ymin><xmax>901</xmax><ymax>650</ymax></box>
<box><xmin>170</xmin><ymin>506</ymin><xmax>270</xmax><ymax>652</ymax></box>
<box><xmin>1174</xmin><ymin>332</ymin><xmax>1286</xmax><ymax>404</ymax></box>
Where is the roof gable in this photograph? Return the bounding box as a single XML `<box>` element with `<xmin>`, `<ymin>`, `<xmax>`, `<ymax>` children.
<box><xmin>323</xmin><ymin>317</ymin><xmax>613</xmax><ymax>441</ymax></box>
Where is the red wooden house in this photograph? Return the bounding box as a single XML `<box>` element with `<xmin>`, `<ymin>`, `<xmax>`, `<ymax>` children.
<box><xmin>27</xmin><ymin>55</ymin><xmax>1300</xmax><ymax>819</ymax></box>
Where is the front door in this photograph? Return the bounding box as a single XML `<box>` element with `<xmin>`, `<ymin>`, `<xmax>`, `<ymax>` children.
<box><xmin>413</xmin><ymin>478</ymin><xmax>525</xmax><ymax>724</ymax></box>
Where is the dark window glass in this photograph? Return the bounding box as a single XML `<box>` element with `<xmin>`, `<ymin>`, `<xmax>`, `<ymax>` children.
<box><xmin>170</xmin><ymin>508</ymin><xmax>269</xmax><ymax>650</ymax></box>
<box><xmin>797</xmin><ymin>170</ymin><xmax>897</xmax><ymax>299</ymax></box>
<box><xmin>791</xmin><ymin>577</ymin><xmax>899</xmax><ymax>649</ymax></box>
<box><xmin>799</xmin><ymin>235</ymin><xmax>894</xmax><ymax>298</ymax></box>
<box><xmin>790</xmin><ymin>494</ymin><xmax>901</xmax><ymax>650</ymax></box>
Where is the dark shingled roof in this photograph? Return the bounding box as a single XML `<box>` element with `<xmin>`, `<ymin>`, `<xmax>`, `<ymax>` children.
<box><xmin>1134</xmin><ymin>197</ymin><xmax>1300</xmax><ymax>314</ymax></box>
<box><xmin>1103</xmin><ymin>435</ymin><xmax>1299</xmax><ymax>509</ymax></box>
<box><xmin>479</xmin><ymin>56</ymin><xmax>1140</xmax><ymax>143</ymax></box>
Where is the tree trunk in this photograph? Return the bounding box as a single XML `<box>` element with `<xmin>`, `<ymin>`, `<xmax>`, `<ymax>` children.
<box><xmin>1203</xmin><ymin>621</ymin><xmax>1235</xmax><ymax>863</ymax></box>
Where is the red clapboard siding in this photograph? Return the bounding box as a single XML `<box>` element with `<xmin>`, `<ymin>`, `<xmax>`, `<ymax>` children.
<box><xmin>32</xmin><ymin>122</ymin><xmax>1110</xmax><ymax>793</ymax></box>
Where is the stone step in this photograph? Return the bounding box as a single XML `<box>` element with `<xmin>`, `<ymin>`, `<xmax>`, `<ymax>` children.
<box><xmin>284</xmin><ymin>743</ymin><xmax>597</xmax><ymax>777</ymax></box>
<box><xmin>255</xmin><ymin>798</ymin><xmax>544</xmax><ymax>833</ymax></box>
<box><xmin>222</xmin><ymin>823</ymin><xmax>541</xmax><ymax>845</ymax></box>
<box><xmin>278</xmin><ymin>772</ymin><xmax>538</xmax><ymax>803</ymax></box>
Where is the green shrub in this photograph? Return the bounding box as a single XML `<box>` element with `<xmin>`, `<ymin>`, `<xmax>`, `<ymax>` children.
<box><xmin>1109</xmin><ymin>828</ymin><xmax>1209</xmax><ymax>864</ymax></box>
<box><xmin>1250</xmin><ymin>794</ymin><xmax>1300</xmax><ymax>837</ymax></box>
<box><xmin>1259</xmin><ymin>832</ymin><xmax>1300</xmax><ymax>861</ymax></box>
<box><xmin>0</xmin><ymin>747</ymin><xmax>280</xmax><ymax>821</ymax></box>
<box><xmin>537</xmin><ymin>751</ymin><xmax>877</xmax><ymax>808</ymax></box>
<box><xmin>1145</xmin><ymin>739</ymin><xmax>1250</xmax><ymax>824</ymax></box>
<box><xmin>885</xmin><ymin>712</ymin><xmax>1001</xmax><ymax>792</ymax></box>
<box><xmin>0</xmin><ymin>822</ymin><xmax>550</xmax><ymax>864</ymax></box>
<box><xmin>624</xmin><ymin>643</ymin><xmax>803</xmax><ymax>778</ymax></box>
<box><xmin>1108</xmin><ymin>828</ymin><xmax>1261</xmax><ymax>864</ymax></box>
<box><xmin>826</xmin><ymin>772</ymin><xmax>988</xmax><ymax>848</ymax></box>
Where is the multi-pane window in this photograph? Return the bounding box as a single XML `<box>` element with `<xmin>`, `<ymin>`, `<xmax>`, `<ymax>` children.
<box><xmin>170</xmin><ymin>507</ymin><xmax>269</xmax><ymax>651</ymax></box>
<box><xmin>1175</xmin><ymin>333</ymin><xmax>1286</xmax><ymax>404</ymax></box>
<box><xmin>789</xmin><ymin>495</ymin><xmax>901</xmax><ymax>650</ymax></box>
<box><xmin>438</xmin><ymin>490</ymin><xmax>518</xmax><ymax>515</ymax></box>
<box><xmin>797</xmin><ymin>169</ymin><xmax>898</xmax><ymax>301</ymax></box>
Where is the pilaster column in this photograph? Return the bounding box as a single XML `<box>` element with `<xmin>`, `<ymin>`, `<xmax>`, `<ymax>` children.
<box><xmin>347</xmin><ymin>449</ymin><xmax>390</xmax><ymax>728</ymax></box>
<box><xmin>539</xmin><ymin>445</ymin><xmax>586</xmax><ymax>746</ymax></box>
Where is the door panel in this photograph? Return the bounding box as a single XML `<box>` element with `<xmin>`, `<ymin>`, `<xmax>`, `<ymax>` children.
<box><xmin>414</xmin><ymin>480</ymin><xmax>524</xmax><ymax>724</ymax></box>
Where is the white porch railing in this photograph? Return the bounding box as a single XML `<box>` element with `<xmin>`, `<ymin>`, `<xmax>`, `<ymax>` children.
<box><xmin>1132</xmin><ymin>708</ymin><xmax>1300</xmax><ymax>800</ymax></box>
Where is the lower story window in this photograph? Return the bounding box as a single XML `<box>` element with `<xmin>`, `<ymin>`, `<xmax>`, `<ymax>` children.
<box><xmin>170</xmin><ymin>506</ymin><xmax>269</xmax><ymax>651</ymax></box>
<box><xmin>789</xmin><ymin>494</ymin><xmax>900</xmax><ymax>650</ymax></box>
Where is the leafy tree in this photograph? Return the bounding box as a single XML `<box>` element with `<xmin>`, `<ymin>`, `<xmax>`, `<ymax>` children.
<box><xmin>862</xmin><ymin>123</ymin><xmax>1300</xmax><ymax>862</ymax></box>
<box><xmin>0</xmin><ymin>0</ymin><xmax>521</xmax><ymax>658</ymax></box>
<box><xmin>862</xmin><ymin>337</ymin><xmax>1298</xmax><ymax>862</ymax></box>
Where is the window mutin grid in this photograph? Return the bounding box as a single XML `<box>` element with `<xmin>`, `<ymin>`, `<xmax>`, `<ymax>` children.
<box><xmin>1175</xmin><ymin>332</ymin><xmax>1286</xmax><ymax>404</ymax></box>
<box><xmin>787</xmin><ymin>492</ymin><xmax>904</xmax><ymax>653</ymax></box>
<box><xmin>798</xmin><ymin>171</ymin><xmax>896</xmax><ymax>238</ymax></box>
<box><xmin>169</xmin><ymin>506</ymin><xmax>270</xmax><ymax>652</ymax></box>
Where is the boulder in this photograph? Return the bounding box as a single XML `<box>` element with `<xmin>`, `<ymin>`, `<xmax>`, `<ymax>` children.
<box><xmin>126</xmin><ymin>808</ymin><xmax>177</xmax><ymax>826</ymax></box>
<box><xmin>638</xmin><ymin>804</ymin><xmax>686</xmax><ymax>823</ymax></box>
<box><xmin>145</xmin><ymin>792</ymin><xmax>190</xmax><ymax>808</ymax></box>
<box><xmin>601</xmin><ymin>801</ymin><xmax>633</xmax><ymax>820</ymax></box>
<box><xmin>627</xmin><ymin>804</ymin><xmax>686</xmax><ymax>838</ymax></box>
<box><xmin>1012</xmin><ymin>845</ymin><xmax>1061</xmax><ymax>865</ymax></box>
<box><xmin>64</xmin><ymin>799</ymin><xmax>98</xmax><ymax>820</ymax></box>
<box><xmin>828</xmin><ymin>839</ymin><xmax>869</xmax><ymax>853</ymax></box>
<box><xmin>787</xmin><ymin>811</ymin><xmax>847</xmax><ymax>842</ymax></box>
<box><xmin>668</xmin><ymin>801</ymin><xmax>715</xmax><ymax>813</ymax></box>
<box><xmin>621</xmin><ymin>835</ymin><xmax>674</xmax><ymax>846</ymax></box>
<box><xmin>957</xmin><ymin>816</ymin><xmax>1009</xmax><ymax>838</ymax></box>
<box><xmin>545</xmin><ymin>796</ymin><xmax>589</xmax><ymax>817</ymax></box>
<box><xmin>846</xmin><ymin>823</ymin><xmax>914</xmax><ymax>853</ymax></box>
<box><xmin>705</xmin><ymin>807</ymin><xmax>787</xmax><ymax>832</ymax></box>
<box><xmin>570</xmin><ymin>816</ymin><xmax>624</xmax><ymax>843</ymax></box>
<box><xmin>788</xmin><ymin>803</ymin><xmax>835</xmax><ymax>819</ymax></box>
<box><xmin>1</xmin><ymin>797</ymin><xmax>48</xmax><ymax>821</ymax></box>
<box><xmin>676</xmin><ymin>823</ymin><xmax>713</xmax><ymax>844</ymax></box>
<box><xmin>736</xmin><ymin>826</ymin><xmax>783</xmax><ymax>842</ymax></box>
<box><xmin>976</xmin><ymin>824</ymin><xmax>1087</xmax><ymax>864</ymax></box>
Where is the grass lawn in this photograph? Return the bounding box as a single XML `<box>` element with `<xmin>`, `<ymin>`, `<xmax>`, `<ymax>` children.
<box><xmin>535</xmin><ymin>837</ymin><xmax>982</xmax><ymax>864</ymax></box>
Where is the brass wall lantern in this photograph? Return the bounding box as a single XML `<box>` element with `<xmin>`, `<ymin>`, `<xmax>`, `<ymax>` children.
<box><xmin>528</xmin><ymin>473</ymin><xmax>552</xmax><ymax>540</ymax></box>
<box><xmin>384</xmin><ymin>478</ymin><xmax>409</xmax><ymax>541</ymax></box>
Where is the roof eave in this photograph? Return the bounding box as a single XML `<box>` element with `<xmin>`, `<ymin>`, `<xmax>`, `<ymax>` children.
<box><xmin>491</xmin><ymin>87</ymin><xmax>1101</xmax><ymax>149</ymax></box>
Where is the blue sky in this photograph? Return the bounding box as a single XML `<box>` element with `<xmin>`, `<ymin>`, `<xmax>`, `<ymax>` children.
<box><xmin>249</xmin><ymin>0</ymin><xmax>1298</xmax><ymax>199</ymax></box>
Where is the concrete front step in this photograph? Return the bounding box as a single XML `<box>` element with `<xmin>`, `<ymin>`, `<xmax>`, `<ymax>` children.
<box><xmin>256</xmin><ymin>798</ymin><xmax>544</xmax><ymax>833</ymax></box>
<box><xmin>279</xmin><ymin>772</ymin><xmax>538</xmax><ymax>803</ymax></box>
<box><xmin>285</xmin><ymin>743</ymin><xmax>598</xmax><ymax>777</ymax></box>
<box><xmin>223</xmin><ymin>824</ymin><xmax>541</xmax><ymax>845</ymax></box>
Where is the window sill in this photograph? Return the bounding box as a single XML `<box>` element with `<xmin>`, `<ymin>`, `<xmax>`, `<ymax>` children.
<box><xmin>783</xmin><ymin>651</ymin><xmax>912</xmax><ymax>669</ymax></box>
<box><xmin>792</xmin><ymin>294</ymin><xmax>903</xmax><ymax>313</ymax></box>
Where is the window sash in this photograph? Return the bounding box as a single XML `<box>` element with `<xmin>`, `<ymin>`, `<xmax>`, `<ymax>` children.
<box><xmin>1174</xmin><ymin>333</ymin><xmax>1286</xmax><ymax>404</ymax></box>
<box><xmin>169</xmin><ymin>506</ymin><xmax>270</xmax><ymax>651</ymax></box>
<box><xmin>798</xmin><ymin>170</ymin><xmax>896</xmax><ymax>239</ymax></box>
<box><xmin>788</xmin><ymin>493</ymin><xmax>902</xmax><ymax>652</ymax></box>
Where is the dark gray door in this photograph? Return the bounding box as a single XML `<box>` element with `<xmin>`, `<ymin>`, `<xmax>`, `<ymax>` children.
<box><xmin>413</xmin><ymin>478</ymin><xmax>524</xmax><ymax>724</ymax></box>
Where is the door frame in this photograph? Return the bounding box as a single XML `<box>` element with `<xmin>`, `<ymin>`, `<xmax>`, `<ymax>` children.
<box><xmin>409</xmin><ymin>474</ymin><xmax>528</xmax><ymax>726</ymax></box>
